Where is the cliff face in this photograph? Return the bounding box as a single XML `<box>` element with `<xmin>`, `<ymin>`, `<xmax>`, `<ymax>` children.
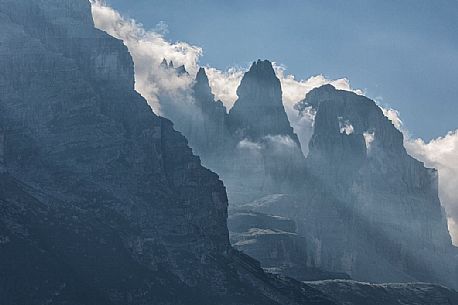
<box><xmin>229</xmin><ymin>210</ymin><xmax>351</xmax><ymax>282</ymax></box>
<box><xmin>223</xmin><ymin>83</ymin><xmax>458</xmax><ymax>290</ymax></box>
<box><xmin>183</xmin><ymin>61</ymin><xmax>457</xmax><ymax>289</ymax></box>
<box><xmin>308</xmin><ymin>281</ymin><xmax>458</xmax><ymax>305</ymax></box>
<box><xmin>2</xmin><ymin>1</ymin><xmax>456</xmax><ymax>303</ymax></box>
<box><xmin>293</xmin><ymin>85</ymin><xmax>457</xmax><ymax>287</ymax></box>
<box><xmin>187</xmin><ymin>68</ymin><xmax>229</xmax><ymax>161</ymax></box>
<box><xmin>0</xmin><ymin>1</ymin><xmax>336</xmax><ymax>304</ymax></box>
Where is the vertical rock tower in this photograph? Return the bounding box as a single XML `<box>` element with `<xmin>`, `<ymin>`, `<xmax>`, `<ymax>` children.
<box><xmin>228</xmin><ymin>60</ymin><xmax>301</xmax><ymax>145</ymax></box>
<box><xmin>295</xmin><ymin>85</ymin><xmax>457</xmax><ymax>287</ymax></box>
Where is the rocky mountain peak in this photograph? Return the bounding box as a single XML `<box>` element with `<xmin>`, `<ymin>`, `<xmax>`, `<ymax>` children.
<box><xmin>228</xmin><ymin>60</ymin><xmax>300</xmax><ymax>145</ymax></box>
<box><xmin>234</xmin><ymin>60</ymin><xmax>282</xmax><ymax>108</ymax></box>
<box><xmin>175</xmin><ymin>64</ymin><xmax>188</xmax><ymax>76</ymax></box>
<box><xmin>247</xmin><ymin>59</ymin><xmax>278</xmax><ymax>80</ymax></box>
<box><xmin>297</xmin><ymin>84</ymin><xmax>338</xmax><ymax>110</ymax></box>
<box><xmin>196</xmin><ymin>67</ymin><xmax>209</xmax><ymax>83</ymax></box>
<box><xmin>295</xmin><ymin>84</ymin><xmax>456</xmax><ymax>287</ymax></box>
<box><xmin>160</xmin><ymin>58</ymin><xmax>188</xmax><ymax>75</ymax></box>
<box><xmin>302</xmin><ymin>85</ymin><xmax>406</xmax><ymax>164</ymax></box>
<box><xmin>194</xmin><ymin>67</ymin><xmax>213</xmax><ymax>100</ymax></box>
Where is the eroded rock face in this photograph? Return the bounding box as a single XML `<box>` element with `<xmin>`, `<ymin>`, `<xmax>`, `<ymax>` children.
<box><xmin>228</xmin><ymin>60</ymin><xmax>300</xmax><ymax>145</ymax></box>
<box><xmin>308</xmin><ymin>280</ymin><xmax>458</xmax><ymax>305</ymax></box>
<box><xmin>188</xmin><ymin>68</ymin><xmax>229</xmax><ymax>161</ymax></box>
<box><xmin>186</xmin><ymin>61</ymin><xmax>306</xmax><ymax>204</ymax></box>
<box><xmin>0</xmin><ymin>1</ymin><xmax>336</xmax><ymax>304</ymax></box>
<box><xmin>293</xmin><ymin>85</ymin><xmax>458</xmax><ymax>288</ymax></box>
<box><xmin>229</xmin><ymin>210</ymin><xmax>351</xmax><ymax>282</ymax></box>
<box><xmin>224</xmin><ymin>84</ymin><xmax>458</xmax><ymax>289</ymax></box>
<box><xmin>2</xmin><ymin>1</ymin><xmax>455</xmax><ymax>303</ymax></box>
<box><xmin>184</xmin><ymin>63</ymin><xmax>457</xmax><ymax>289</ymax></box>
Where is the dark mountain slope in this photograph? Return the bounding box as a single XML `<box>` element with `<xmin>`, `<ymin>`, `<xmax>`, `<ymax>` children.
<box><xmin>0</xmin><ymin>1</ymin><xmax>335</xmax><ymax>304</ymax></box>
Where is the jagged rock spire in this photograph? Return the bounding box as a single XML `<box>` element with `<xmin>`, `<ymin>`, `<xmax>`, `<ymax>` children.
<box><xmin>160</xmin><ymin>58</ymin><xmax>188</xmax><ymax>75</ymax></box>
<box><xmin>228</xmin><ymin>59</ymin><xmax>300</xmax><ymax>146</ymax></box>
<box><xmin>160</xmin><ymin>58</ymin><xmax>169</xmax><ymax>69</ymax></box>
<box><xmin>193</xmin><ymin>67</ymin><xmax>213</xmax><ymax>100</ymax></box>
<box><xmin>235</xmin><ymin>59</ymin><xmax>282</xmax><ymax>108</ymax></box>
<box><xmin>175</xmin><ymin>64</ymin><xmax>188</xmax><ymax>76</ymax></box>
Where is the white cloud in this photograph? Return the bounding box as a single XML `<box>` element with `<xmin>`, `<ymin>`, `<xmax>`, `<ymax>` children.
<box><xmin>338</xmin><ymin>117</ymin><xmax>355</xmax><ymax>135</ymax></box>
<box><xmin>363</xmin><ymin>131</ymin><xmax>375</xmax><ymax>152</ymax></box>
<box><xmin>264</xmin><ymin>135</ymin><xmax>297</xmax><ymax>148</ymax></box>
<box><xmin>274</xmin><ymin>64</ymin><xmax>364</xmax><ymax>111</ymax></box>
<box><xmin>448</xmin><ymin>218</ymin><xmax>458</xmax><ymax>246</ymax></box>
<box><xmin>405</xmin><ymin>130</ymin><xmax>458</xmax><ymax>245</ymax></box>
<box><xmin>237</xmin><ymin>139</ymin><xmax>262</xmax><ymax>151</ymax></box>
<box><xmin>91</xmin><ymin>0</ymin><xmax>201</xmax><ymax>114</ymax></box>
<box><xmin>204</xmin><ymin>66</ymin><xmax>245</xmax><ymax>109</ymax></box>
<box><xmin>381</xmin><ymin>107</ymin><xmax>404</xmax><ymax>130</ymax></box>
<box><xmin>237</xmin><ymin>135</ymin><xmax>297</xmax><ymax>153</ymax></box>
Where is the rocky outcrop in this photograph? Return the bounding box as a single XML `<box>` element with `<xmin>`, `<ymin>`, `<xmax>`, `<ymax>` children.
<box><xmin>160</xmin><ymin>59</ymin><xmax>188</xmax><ymax>76</ymax></box>
<box><xmin>225</xmin><ymin>60</ymin><xmax>306</xmax><ymax>202</ymax></box>
<box><xmin>308</xmin><ymin>280</ymin><xmax>458</xmax><ymax>305</ymax></box>
<box><xmin>228</xmin><ymin>60</ymin><xmax>300</xmax><ymax>145</ymax></box>
<box><xmin>178</xmin><ymin>61</ymin><xmax>306</xmax><ymax>204</ymax></box>
<box><xmin>0</xmin><ymin>1</ymin><xmax>337</xmax><ymax>304</ymax></box>
<box><xmin>223</xmin><ymin>84</ymin><xmax>458</xmax><ymax>289</ymax></box>
<box><xmin>188</xmin><ymin>68</ymin><xmax>229</xmax><ymax>161</ymax></box>
<box><xmin>184</xmin><ymin>63</ymin><xmax>457</xmax><ymax>289</ymax></box>
<box><xmin>292</xmin><ymin>85</ymin><xmax>458</xmax><ymax>288</ymax></box>
<box><xmin>229</xmin><ymin>210</ymin><xmax>351</xmax><ymax>282</ymax></box>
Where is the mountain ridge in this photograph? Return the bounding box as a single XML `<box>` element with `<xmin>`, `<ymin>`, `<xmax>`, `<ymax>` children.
<box><xmin>0</xmin><ymin>1</ymin><xmax>456</xmax><ymax>304</ymax></box>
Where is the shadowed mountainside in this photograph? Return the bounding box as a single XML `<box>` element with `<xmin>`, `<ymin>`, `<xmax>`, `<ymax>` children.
<box><xmin>0</xmin><ymin>1</ymin><xmax>335</xmax><ymax>304</ymax></box>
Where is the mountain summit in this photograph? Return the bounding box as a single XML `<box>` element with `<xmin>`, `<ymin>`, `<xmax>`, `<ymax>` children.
<box><xmin>228</xmin><ymin>60</ymin><xmax>301</xmax><ymax>146</ymax></box>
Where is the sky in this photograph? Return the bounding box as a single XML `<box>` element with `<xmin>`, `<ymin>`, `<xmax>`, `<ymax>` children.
<box><xmin>105</xmin><ymin>0</ymin><xmax>458</xmax><ymax>141</ymax></box>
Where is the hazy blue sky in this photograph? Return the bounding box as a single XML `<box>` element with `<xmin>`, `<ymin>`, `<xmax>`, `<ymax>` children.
<box><xmin>106</xmin><ymin>0</ymin><xmax>458</xmax><ymax>140</ymax></box>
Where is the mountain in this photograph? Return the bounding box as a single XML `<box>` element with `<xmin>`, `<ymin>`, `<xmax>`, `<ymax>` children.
<box><xmin>227</xmin><ymin>60</ymin><xmax>300</xmax><ymax>146</ymax></box>
<box><xmin>229</xmin><ymin>209</ymin><xmax>351</xmax><ymax>282</ymax></box>
<box><xmin>231</xmin><ymin>85</ymin><xmax>458</xmax><ymax>289</ymax></box>
<box><xmin>296</xmin><ymin>85</ymin><xmax>457</xmax><ymax>288</ymax></box>
<box><xmin>176</xmin><ymin>57</ymin><xmax>458</xmax><ymax>290</ymax></box>
<box><xmin>0</xmin><ymin>1</ymin><xmax>337</xmax><ymax>304</ymax></box>
<box><xmin>239</xmin><ymin>84</ymin><xmax>458</xmax><ymax>289</ymax></box>
<box><xmin>187</xmin><ymin>67</ymin><xmax>229</xmax><ymax>161</ymax></box>
<box><xmin>185</xmin><ymin>61</ymin><xmax>306</xmax><ymax>204</ymax></box>
<box><xmin>1</xmin><ymin>0</ymin><xmax>457</xmax><ymax>304</ymax></box>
